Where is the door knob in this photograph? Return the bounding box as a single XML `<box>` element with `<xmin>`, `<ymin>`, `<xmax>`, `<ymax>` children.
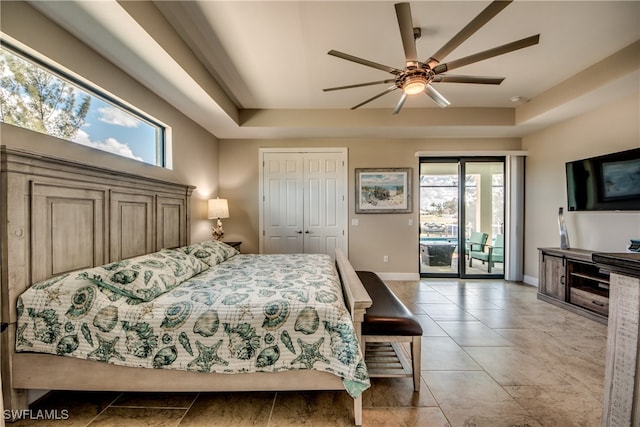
<box><xmin>305</xmin><ymin>230</ymin><xmax>312</xmax><ymax>234</ymax></box>
<box><xmin>296</xmin><ymin>230</ymin><xmax>303</xmax><ymax>234</ymax></box>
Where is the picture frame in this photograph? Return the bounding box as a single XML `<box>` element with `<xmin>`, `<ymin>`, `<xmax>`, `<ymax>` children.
<box><xmin>355</xmin><ymin>168</ymin><xmax>412</xmax><ymax>213</ymax></box>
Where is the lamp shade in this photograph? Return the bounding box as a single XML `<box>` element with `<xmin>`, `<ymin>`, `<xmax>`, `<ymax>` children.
<box><xmin>208</xmin><ymin>198</ymin><xmax>229</xmax><ymax>219</ymax></box>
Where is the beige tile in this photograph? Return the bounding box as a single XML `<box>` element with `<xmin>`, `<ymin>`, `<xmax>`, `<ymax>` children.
<box><xmin>10</xmin><ymin>391</ymin><xmax>119</xmax><ymax>427</ymax></box>
<box><xmin>179</xmin><ymin>392</ymin><xmax>274</xmax><ymax>426</ymax></box>
<box><xmin>467</xmin><ymin>283</ymin><xmax>536</xmax><ymax>299</ymax></box>
<box><xmin>495</xmin><ymin>328</ymin><xmax>605</xmax><ymax>399</ymax></box>
<box><xmin>421</xmin><ymin>336</ymin><xmax>482</xmax><ymax>371</ymax></box>
<box><xmin>414</xmin><ymin>314</ymin><xmax>447</xmax><ymax>336</ymax></box>
<box><xmin>436</xmin><ymin>321</ymin><xmax>515</xmax><ymax>347</ymax></box>
<box><xmin>416</xmin><ymin>303</ymin><xmax>478</xmax><ymax>321</ymax></box>
<box><xmin>268</xmin><ymin>391</ymin><xmax>355</xmax><ymax>426</ymax></box>
<box><xmin>504</xmin><ymin>384</ymin><xmax>602</xmax><ymax>427</ymax></box>
<box><xmin>428</xmin><ymin>284</ymin><xmax>478</xmax><ymax>297</ymax></box>
<box><xmin>362</xmin><ymin>407</ymin><xmax>449</xmax><ymax>427</ymax></box>
<box><xmin>402</xmin><ymin>301</ymin><xmax>427</xmax><ymax>315</ymax></box>
<box><xmin>495</xmin><ymin>328</ymin><xmax>606</xmax><ymax>367</ymax></box>
<box><xmin>412</xmin><ymin>291</ymin><xmax>455</xmax><ymax>304</ymax></box>
<box><xmin>385</xmin><ymin>281</ymin><xmax>448</xmax><ymax>307</ymax></box>
<box><xmin>89</xmin><ymin>407</ymin><xmax>185</xmax><ymax>427</ymax></box>
<box><xmin>463</xmin><ymin>346</ymin><xmax>570</xmax><ymax>386</ymax></box>
<box><xmin>385</xmin><ymin>281</ymin><xmax>432</xmax><ymax>300</ymax></box>
<box><xmin>444</xmin><ymin>294</ymin><xmax>503</xmax><ymax>309</ymax></box>
<box><xmin>462</xmin><ymin>308</ymin><xmax>530</xmax><ymax>329</ymax></box>
<box><xmin>548</xmin><ymin>332</ymin><xmax>607</xmax><ymax>363</ymax></box>
<box><xmin>363</xmin><ymin>377</ymin><xmax>438</xmax><ymax>408</ymax></box>
<box><xmin>423</xmin><ymin>371</ymin><xmax>542</xmax><ymax>427</ymax></box>
<box><xmin>513</xmin><ymin>313</ymin><xmax>595</xmax><ymax>336</ymax></box>
<box><xmin>112</xmin><ymin>392</ymin><xmax>198</xmax><ymax>409</ymax></box>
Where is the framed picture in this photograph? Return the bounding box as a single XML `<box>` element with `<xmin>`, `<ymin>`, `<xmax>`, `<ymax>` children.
<box><xmin>355</xmin><ymin>168</ymin><xmax>412</xmax><ymax>213</ymax></box>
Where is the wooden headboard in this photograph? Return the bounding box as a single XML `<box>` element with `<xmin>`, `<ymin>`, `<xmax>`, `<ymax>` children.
<box><xmin>0</xmin><ymin>145</ymin><xmax>194</xmax><ymax>327</ymax></box>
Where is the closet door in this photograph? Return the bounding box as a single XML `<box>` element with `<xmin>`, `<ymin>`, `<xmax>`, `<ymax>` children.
<box><xmin>263</xmin><ymin>152</ymin><xmax>305</xmax><ymax>254</ymax></box>
<box><xmin>303</xmin><ymin>152</ymin><xmax>343</xmax><ymax>256</ymax></box>
<box><xmin>261</xmin><ymin>150</ymin><xmax>346</xmax><ymax>257</ymax></box>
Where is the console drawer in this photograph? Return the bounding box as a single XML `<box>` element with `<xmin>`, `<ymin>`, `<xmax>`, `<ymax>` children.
<box><xmin>570</xmin><ymin>287</ymin><xmax>609</xmax><ymax>316</ymax></box>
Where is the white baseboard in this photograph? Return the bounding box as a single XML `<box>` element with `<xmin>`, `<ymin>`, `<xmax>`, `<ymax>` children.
<box><xmin>523</xmin><ymin>274</ymin><xmax>538</xmax><ymax>287</ymax></box>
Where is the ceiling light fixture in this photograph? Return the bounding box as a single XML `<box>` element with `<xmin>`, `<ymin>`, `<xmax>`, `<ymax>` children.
<box><xmin>403</xmin><ymin>75</ymin><xmax>427</xmax><ymax>95</ymax></box>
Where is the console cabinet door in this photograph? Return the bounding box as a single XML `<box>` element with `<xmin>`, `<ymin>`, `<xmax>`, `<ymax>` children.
<box><xmin>540</xmin><ymin>252</ymin><xmax>566</xmax><ymax>300</ymax></box>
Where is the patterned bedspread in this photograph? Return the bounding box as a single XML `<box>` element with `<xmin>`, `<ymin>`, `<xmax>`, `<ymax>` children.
<box><xmin>15</xmin><ymin>251</ymin><xmax>370</xmax><ymax>397</ymax></box>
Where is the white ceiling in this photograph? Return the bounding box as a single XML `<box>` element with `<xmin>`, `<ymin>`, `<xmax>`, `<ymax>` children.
<box><xmin>29</xmin><ymin>1</ymin><xmax>640</xmax><ymax>140</ymax></box>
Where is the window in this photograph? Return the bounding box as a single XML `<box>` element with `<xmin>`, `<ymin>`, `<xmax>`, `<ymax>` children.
<box><xmin>0</xmin><ymin>43</ymin><xmax>166</xmax><ymax>167</ymax></box>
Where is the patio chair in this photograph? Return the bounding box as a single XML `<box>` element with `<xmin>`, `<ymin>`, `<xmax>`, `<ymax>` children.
<box><xmin>465</xmin><ymin>231</ymin><xmax>488</xmax><ymax>255</ymax></box>
<box><xmin>469</xmin><ymin>234</ymin><xmax>504</xmax><ymax>273</ymax></box>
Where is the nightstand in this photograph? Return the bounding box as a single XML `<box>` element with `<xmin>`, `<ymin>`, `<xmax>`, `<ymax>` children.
<box><xmin>225</xmin><ymin>241</ymin><xmax>242</xmax><ymax>252</ymax></box>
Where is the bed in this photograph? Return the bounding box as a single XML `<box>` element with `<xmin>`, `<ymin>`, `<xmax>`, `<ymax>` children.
<box><xmin>0</xmin><ymin>146</ymin><xmax>372</xmax><ymax>425</ymax></box>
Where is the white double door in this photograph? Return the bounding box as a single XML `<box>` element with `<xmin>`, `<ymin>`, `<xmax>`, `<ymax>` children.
<box><xmin>260</xmin><ymin>149</ymin><xmax>347</xmax><ymax>257</ymax></box>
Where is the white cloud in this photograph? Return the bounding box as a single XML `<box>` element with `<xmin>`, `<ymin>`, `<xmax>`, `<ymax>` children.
<box><xmin>73</xmin><ymin>129</ymin><xmax>143</xmax><ymax>162</ymax></box>
<box><xmin>98</xmin><ymin>106</ymin><xmax>141</xmax><ymax>128</ymax></box>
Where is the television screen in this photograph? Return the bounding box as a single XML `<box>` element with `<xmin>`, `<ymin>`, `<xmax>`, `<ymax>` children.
<box><xmin>566</xmin><ymin>148</ymin><xmax>640</xmax><ymax>211</ymax></box>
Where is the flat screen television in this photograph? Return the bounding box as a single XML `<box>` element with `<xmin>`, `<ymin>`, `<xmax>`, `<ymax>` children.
<box><xmin>566</xmin><ymin>148</ymin><xmax>640</xmax><ymax>211</ymax></box>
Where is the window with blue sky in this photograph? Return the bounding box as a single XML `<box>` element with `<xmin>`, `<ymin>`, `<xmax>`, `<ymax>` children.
<box><xmin>0</xmin><ymin>43</ymin><xmax>165</xmax><ymax>167</ymax></box>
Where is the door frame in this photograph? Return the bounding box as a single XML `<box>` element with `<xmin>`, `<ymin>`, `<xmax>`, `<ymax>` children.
<box><xmin>418</xmin><ymin>156</ymin><xmax>506</xmax><ymax>279</ymax></box>
<box><xmin>460</xmin><ymin>158</ymin><xmax>506</xmax><ymax>279</ymax></box>
<box><xmin>258</xmin><ymin>147</ymin><xmax>348</xmax><ymax>255</ymax></box>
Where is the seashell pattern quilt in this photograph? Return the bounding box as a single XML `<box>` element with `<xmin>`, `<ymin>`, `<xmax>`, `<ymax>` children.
<box><xmin>15</xmin><ymin>248</ymin><xmax>370</xmax><ymax>397</ymax></box>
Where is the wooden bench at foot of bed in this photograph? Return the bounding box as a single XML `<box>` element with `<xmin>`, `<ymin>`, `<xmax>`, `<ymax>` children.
<box><xmin>356</xmin><ymin>271</ymin><xmax>423</xmax><ymax>391</ymax></box>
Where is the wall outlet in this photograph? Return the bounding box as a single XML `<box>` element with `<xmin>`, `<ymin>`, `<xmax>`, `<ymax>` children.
<box><xmin>383</xmin><ymin>255</ymin><xmax>389</xmax><ymax>262</ymax></box>
<box><xmin>351</xmin><ymin>218</ymin><xmax>359</xmax><ymax>226</ymax></box>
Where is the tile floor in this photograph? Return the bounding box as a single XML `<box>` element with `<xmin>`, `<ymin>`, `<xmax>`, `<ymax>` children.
<box><xmin>10</xmin><ymin>279</ymin><xmax>607</xmax><ymax>427</ymax></box>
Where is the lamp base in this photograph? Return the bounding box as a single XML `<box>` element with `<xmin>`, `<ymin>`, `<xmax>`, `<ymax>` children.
<box><xmin>211</xmin><ymin>218</ymin><xmax>224</xmax><ymax>241</ymax></box>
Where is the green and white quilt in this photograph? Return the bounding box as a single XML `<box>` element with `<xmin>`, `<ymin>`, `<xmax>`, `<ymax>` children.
<box><xmin>15</xmin><ymin>244</ymin><xmax>370</xmax><ymax>397</ymax></box>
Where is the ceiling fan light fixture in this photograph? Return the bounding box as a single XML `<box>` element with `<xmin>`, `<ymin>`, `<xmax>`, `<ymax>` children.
<box><xmin>403</xmin><ymin>75</ymin><xmax>427</xmax><ymax>95</ymax></box>
<box><xmin>324</xmin><ymin>1</ymin><xmax>540</xmax><ymax>113</ymax></box>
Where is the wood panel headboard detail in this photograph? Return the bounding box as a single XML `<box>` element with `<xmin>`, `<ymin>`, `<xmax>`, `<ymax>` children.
<box><xmin>1</xmin><ymin>146</ymin><xmax>195</xmax><ymax>399</ymax></box>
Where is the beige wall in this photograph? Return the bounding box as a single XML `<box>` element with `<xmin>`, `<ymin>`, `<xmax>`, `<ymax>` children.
<box><xmin>1</xmin><ymin>2</ymin><xmax>219</xmax><ymax>244</ymax></box>
<box><xmin>522</xmin><ymin>93</ymin><xmax>640</xmax><ymax>283</ymax></box>
<box><xmin>4</xmin><ymin>2</ymin><xmax>638</xmax><ymax>283</ymax></box>
<box><xmin>219</xmin><ymin>138</ymin><xmax>521</xmax><ymax>275</ymax></box>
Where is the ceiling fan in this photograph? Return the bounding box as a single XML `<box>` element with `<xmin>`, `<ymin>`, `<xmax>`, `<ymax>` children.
<box><xmin>323</xmin><ymin>0</ymin><xmax>540</xmax><ymax>114</ymax></box>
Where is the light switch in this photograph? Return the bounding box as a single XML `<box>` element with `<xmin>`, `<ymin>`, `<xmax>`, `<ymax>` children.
<box><xmin>352</xmin><ymin>219</ymin><xmax>359</xmax><ymax>226</ymax></box>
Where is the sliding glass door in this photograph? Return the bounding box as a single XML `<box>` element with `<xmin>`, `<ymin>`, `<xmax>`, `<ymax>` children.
<box><xmin>419</xmin><ymin>157</ymin><xmax>505</xmax><ymax>278</ymax></box>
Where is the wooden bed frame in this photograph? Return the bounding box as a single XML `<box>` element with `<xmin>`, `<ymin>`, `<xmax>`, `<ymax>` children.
<box><xmin>0</xmin><ymin>146</ymin><xmax>372</xmax><ymax>424</ymax></box>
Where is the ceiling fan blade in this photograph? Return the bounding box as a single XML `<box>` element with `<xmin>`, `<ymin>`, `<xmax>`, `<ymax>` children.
<box><xmin>433</xmin><ymin>34</ymin><xmax>540</xmax><ymax>74</ymax></box>
<box><xmin>392</xmin><ymin>93</ymin><xmax>408</xmax><ymax>115</ymax></box>
<box><xmin>425</xmin><ymin>85</ymin><xmax>451</xmax><ymax>108</ymax></box>
<box><xmin>328</xmin><ymin>50</ymin><xmax>403</xmax><ymax>75</ymax></box>
<box><xmin>395</xmin><ymin>3</ymin><xmax>418</xmax><ymax>64</ymax></box>
<box><xmin>323</xmin><ymin>79</ymin><xmax>396</xmax><ymax>92</ymax></box>
<box><xmin>426</xmin><ymin>0</ymin><xmax>512</xmax><ymax>68</ymax></box>
<box><xmin>351</xmin><ymin>86</ymin><xmax>397</xmax><ymax>110</ymax></box>
<box><xmin>433</xmin><ymin>75</ymin><xmax>505</xmax><ymax>84</ymax></box>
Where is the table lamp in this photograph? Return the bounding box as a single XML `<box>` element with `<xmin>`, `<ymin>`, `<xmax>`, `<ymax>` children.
<box><xmin>208</xmin><ymin>197</ymin><xmax>229</xmax><ymax>240</ymax></box>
